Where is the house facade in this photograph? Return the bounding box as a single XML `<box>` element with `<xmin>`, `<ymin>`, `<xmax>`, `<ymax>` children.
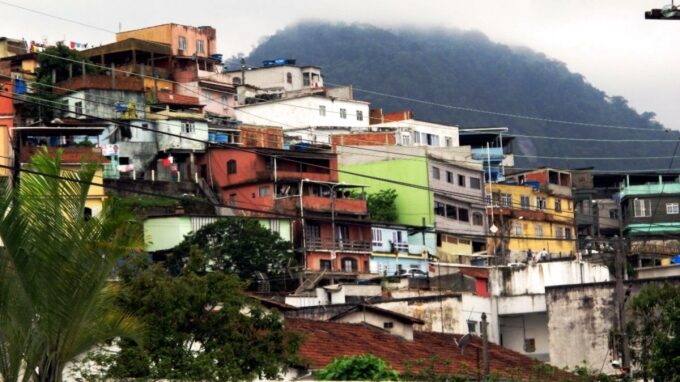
<box><xmin>370</xmin><ymin>224</ymin><xmax>435</xmax><ymax>275</ymax></box>
<box><xmin>199</xmin><ymin>145</ymin><xmax>372</xmax><ymax>275</ymax></box>
<box><xmin>486</xmin><ymin>182</ymin><xmax>577</xmax><ymax>261</ymax></box>
<box><xmin>620</xmin><ymin>174</ymin><xmax>680</xmax><ymax>266</ymax></box>
<box><xmin>369</xmin><ymin>109</ymin><xmax>459</xmax><ymax>148</ymax></box>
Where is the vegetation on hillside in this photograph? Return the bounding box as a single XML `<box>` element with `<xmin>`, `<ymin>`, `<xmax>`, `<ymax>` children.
<box><xmin>236</xmin><ymin>22</ymin><xmax>680</xmax><ymax>172</ymax></box>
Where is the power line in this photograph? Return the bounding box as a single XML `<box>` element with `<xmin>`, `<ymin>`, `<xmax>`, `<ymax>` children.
<box><xmin>0</xmin><ymin>0</ymin><xmax>117</xmax><ymax>34</ymax></box>
<box><xmin>0</xmin><ymin>91</ymin><xmax>647</xmax><ymax>216</ymax></box>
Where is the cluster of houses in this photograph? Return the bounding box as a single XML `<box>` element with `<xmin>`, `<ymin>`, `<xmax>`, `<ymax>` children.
<box><xmin>2</xmin><ymin>24</ymin><xmax>680</xmax><ymax>379</ymax></box>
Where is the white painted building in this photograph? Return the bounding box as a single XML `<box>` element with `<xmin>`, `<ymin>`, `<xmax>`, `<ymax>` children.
<box><xmin>233</xmin><ymin>95</ymin><xmax>370</xmax><ymax>143</ymax></box>
<box><xmin>226</xmin><ymin>64</ymin><xmax>323</xmax><ymax>92</ymax></box>
<box><xmin>372</xmin><ymin>118</ymin><xmax>460</xmax><ymax>148</ymax></box>
<box><xmin>489</xmin><ymin>261</ymin><xmax>610</xmax><ymax>362</ymax></box>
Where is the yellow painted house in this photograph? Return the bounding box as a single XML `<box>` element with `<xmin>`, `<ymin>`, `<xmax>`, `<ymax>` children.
<box><xmin>486</xmin><ymin>182</ymin><xmax>576</xmax><ymax>261</ymax></box>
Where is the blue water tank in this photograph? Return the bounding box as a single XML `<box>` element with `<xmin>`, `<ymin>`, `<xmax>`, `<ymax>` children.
<box><xmin>525</xmin><ymin>181</ymin><xmax>541</xmax><ymax>189</ymax></box>
<box><xmin>215</xmin><ymin>133</ymin><xmax>229</xmax><ymax>143</ymax></box>
<box><xmin>211</xmin><ymin>53</ymin><xmax>223</xmax><ymax>62</ymax></box>
<box><xmin>14</xmin><ymin>79</ymin><xmax>27</xmax><ymax>94</ymax></box>
<box><xmin>672</xmin><ymin>255</ymin><xmax>680</xmax><ymax>264</ymax></box>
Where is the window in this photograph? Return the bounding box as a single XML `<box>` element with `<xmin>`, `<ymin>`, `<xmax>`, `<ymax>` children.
<box><xmin>383</xmin><ymin>322</ymin><xmax>394</xmax><ymax>329</ymax></box>
<box><xmin>470</xmin><ymin>177</ymin><xmax>481</xmax><ymax>190</ymax></box>
<box><xmin>555</xmin><ymin>198</ymin><xmax>562</xmax><ymax>212</ymax></box>
<box><xmin>501</xmin><ymin>193</ymin><xmax>512</xmax><ymax>208</ymax></box>
<box><xmin>555</xmin><ymin>226</ymin><xmax>564</xmax><ymax>239</ymax></box>
<box><xmin>514</xmin><ymin>224</ymin><xmax>523</xmax><ymax>236</ymax></box>
<box><xmin>667</xmin><ymin>203</ymin><xmax>679</xmax><ymax>215</ymax></box>
<box><xmin>339</xmin><ymin>108</ymin><xmax>347</xmax><ymax>119</ymax></box>
<box><xmin>342</xmin><ymin>257</ymin><xmax>358</xmax><ymax>272</ymax></box>
<box><xmin>520</xmin><ymin>195</ymin><xmax>531</xmax><ymax>209</ymax></box>
<box><xmin>458</xmin><ymin>208</ymin><xmax>469</xmax><ymax>222</ymax></box>
<box><xmin>356</xmin><ymin>110</ymin><xmax>363</xmax><ymax>121</ymax></box>
<box><xmin>196</xmin><ymin>39</ymin><xmax>205</xmax><ymax>54</ymax></box>
<box><xmin>227</xmin><ymin>159</ymin><xmax>237</xmax><ymax>174</ymax></box>
<box><xmin>467</xmin><ymin>320</ymin><xmax>477</xmax><ymax>333</ymax></box>
<box><xmin>286</xmin><ymin>72</ymin><xmax>292</xmax><ymax>84</ymax></box>
<box><xmin>432</xmin><ymin>166</ymin><xmax>440</xmax><ymax>180</ymax></box>
<box><xmin>178</xmin><ymin>36</ymin><xmax>187</xmax><ymax>51</ymax></box>
<box><xmin>534</xmin><ymin>224</ymin><xmax>544</xmax><ymax>237</ymax></box>
<box><xmin>426</xmin><ymin>134</ymin><xmax>439</xmax><ymax>146</ymax></box>
<box><xmin>306</xmin><ymin>223</ymin><xmax>321</xmax><ymax>239</ymax></box>
<box><xmin>609</xmin><ymin>209</ymin><xmax>619</xmax><ymax>219</ymax></box>
<box><xmin>446</xmin><ymin>204</ymin><xmax>457</xmax><ymax>220</ymax></box>
<box><xmin>446</xmin><ymin>171</ymin><xmax>454</xmax><ymax>184</ymax></box>
<box><xmin>228</xmin><ymin>193</ymin><xmax>237</xmax><ymax>207</ymax></box>
<box><xmin>303</xmin><ymin>72</ymin><xmax>310</xmax><ymax>86</ymax></box>
<box><xmin>473</xmin><ymin>212</ymin><xmax>484</xmax><ymax>226</ymax></box>
<box><xmin>565</xmin><ymin>227</ymin><xmax>572</xmax><ymax>240</ymax></box>
<box><xmin>536</xmin><ymin>197</ymin><xmax>547</xmax><ymax>210</ymax></box>
<box><xmin>372</xmin><ymin>228</ymin><xmax>383</xmax><ymax>246</ymax></box>
<box><xmin>259</xmin><ymin>186</ymin><xmax>270</xmax><ymax>197</ymax></box>
<box><xmin>413</xmin><ymin>131</ymin><xmax>421</xmax><ymax>144</ymax></box>
<box><xmin>485</xmin><ymin>195</ymin><xmax>492</xmax><ymax>205</ymax></box>
<box><xmin>232</xmin><ymin>76</ymin><xmax>241</xmax><ymax>85</ymax></box>
<box><xmin>74</xmin><ymin>101</ymin><xmax>83</xmax><ymax>116</ymax></box>
<box><xmin>458</xmin><ymin>175</ymin><xmax>466</xmax><ymax>187</ymax></box>
<box><xmin>320</xmin><ymin>260</ymin><xmax>331</xmax><ymax>270</ymax></box>
<box><xmin>401</xmin><ymin>134</ymin><xmax>410</xmax><ymax>146</ymax></box>
<box><xmin>445</xmin><ymin>137</ymin><xmax>453</xmax><ymax>147</ymax></box>
<box><xmin>182</xmin><ymin>121</ymin><xmax>195</xmax><ymax>133</ymax></box>
<box><xmin>634</xmin><ymin>199</ymin><xmax>652</xmax><ymax>218</ymax></box>
<box><xmin>319</xmin><ymin>105</ymin><xmax>326</xmax><ymax>116</ymax></box>
<box><xmin>434</xmin><ymin>201</ymin><xmax>445</xmax><ymax>216</ymax></box>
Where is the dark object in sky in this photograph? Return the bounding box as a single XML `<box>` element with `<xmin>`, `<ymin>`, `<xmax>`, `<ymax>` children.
<box><xmin>645</xmin><ymin>6</ymin><xmax>680</xmax><ymax>19</ymax></box>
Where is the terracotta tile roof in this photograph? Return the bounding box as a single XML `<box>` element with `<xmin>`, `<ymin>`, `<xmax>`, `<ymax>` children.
<box><xmin>286</xmin><ymin>318</ymin><xmax>576</xmax><ymax>380</ymax></box>
<box><xmin>330</xmin><ymin>304</ymin><xmax>426</xmax><ymax>325</ymax></box>
<box><xmin>155</xmin><ymin>92</ymin><xmax>201</xmax><ymax>106</ymax></box>
<box><xmin>459</xmin><ymin>267</ymin><xmax>490</xmax><ymax>279</ymax></box>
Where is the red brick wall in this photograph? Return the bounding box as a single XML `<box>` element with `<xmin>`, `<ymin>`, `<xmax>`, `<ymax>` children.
<box><xmin>369</xmin><ymin>108</ymin><xmax>413</xmax><ymax>125</ymax></box>
<box><xmin>54</xmin><ymin>75</ymin><xmax>143</xmax><ymax>94</ymax></box>
<box><xmin>331</xmin><ymin>132</ymin><xmax>396</xmax><ymax>147</ymax></box>
<box><xmin>524</xmin><ymin>170</ymin><xmax>549</xmax><ymax>185</ymax></box>
<box><xmin>240</xmin><ymin>125</ymin><xmax>283</xmax><ymax>149</ymax></box>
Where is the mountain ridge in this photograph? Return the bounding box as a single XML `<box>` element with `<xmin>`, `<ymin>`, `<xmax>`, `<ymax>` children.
<box><xmin>232</xmin><ymin>22</ymin><xmax>679</xmax><ymax>172</ymax></box>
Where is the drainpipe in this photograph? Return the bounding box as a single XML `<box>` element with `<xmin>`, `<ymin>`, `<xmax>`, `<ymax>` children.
<box><xmin>300</xmin><ymin>179</ymin><xmax>307</xmax><ymax>269</ymax></box>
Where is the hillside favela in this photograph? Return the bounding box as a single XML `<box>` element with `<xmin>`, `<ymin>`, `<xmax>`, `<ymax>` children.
<box><xmin>0</xmin><ymin>1</ymin><xmax>679</xmax><ymax>381</ymax></box>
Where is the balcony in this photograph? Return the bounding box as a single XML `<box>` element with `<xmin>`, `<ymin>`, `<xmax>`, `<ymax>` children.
<box><xmin>275</xmin><ymin>195</ymin><xmax>367</xmax><ymax>215</ymax></box>
<box><xmin>306</xmin><ymin>238</ymin><xmax>372</xmax><ymax>252</ymax></box>
<box><xmin>20</xmin><ymin>146</ymin><xmax>105</xmax><ymax>164</ymax></box>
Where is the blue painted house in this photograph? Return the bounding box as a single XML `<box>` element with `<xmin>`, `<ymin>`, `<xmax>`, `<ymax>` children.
<box><xmin>370</xmin><ymin>224</ymin><xmax>437</xmax><ymax>275</ymax></box>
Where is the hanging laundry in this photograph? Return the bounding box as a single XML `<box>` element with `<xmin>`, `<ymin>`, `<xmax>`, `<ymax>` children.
<box><xmin>161</xmin><ymin>158</ymin><xmax>171</xmax><ymax>167</ymax></box>
<box><xmin>70</xmin><ymin>41</ymin><xmax>76</xmax><ymax>49</ymax></box>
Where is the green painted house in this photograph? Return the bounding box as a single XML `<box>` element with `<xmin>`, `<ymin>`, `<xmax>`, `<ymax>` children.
<box><xmin>339</xmin><ymin>156</ymin><xmax>434</xmax><ymax>228</ymax></box>
<box><xmin>144</xmin><ymin>215</ymin><xmax>293</xmax><ymax>252</ymax></box>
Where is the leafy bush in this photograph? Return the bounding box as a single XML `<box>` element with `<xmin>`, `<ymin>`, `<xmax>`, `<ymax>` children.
<box><xmin>367</xmin><ymin>188</ymin><xmax>398</xmax><ymax>222</ymax></box>
<box><xmin>316</xmin><ymin>354</ymin><xmax>400</xmax><ymax>381</ymax></box>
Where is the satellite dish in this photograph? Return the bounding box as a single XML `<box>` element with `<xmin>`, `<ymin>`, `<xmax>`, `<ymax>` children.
<box><xmin>454</xmin><ymin>333</ymin><xmax>471</xmax><ymax>354</ymax></box>
<box><xmin>662</xmin><ymin>4</ymin><xmax>678</xmax><ymax>17</ymax></box>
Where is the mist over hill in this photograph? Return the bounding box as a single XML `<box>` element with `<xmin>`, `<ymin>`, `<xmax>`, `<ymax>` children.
<box><xmin>232</xmin><ymin>22</ymin><xmax>679</xmax><ymax>172</ymax></box>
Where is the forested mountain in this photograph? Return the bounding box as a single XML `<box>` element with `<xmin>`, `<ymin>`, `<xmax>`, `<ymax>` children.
<box><xmin>233</xmin><ymin>22</ymin><xmax>679</xmax><ymax>172</ymax></box>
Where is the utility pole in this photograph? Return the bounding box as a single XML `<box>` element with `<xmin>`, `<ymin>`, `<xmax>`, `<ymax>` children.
<box><xmin>614</xmin><ymin>236</ymin><xmax>631</xmax><ymax>375</ymax></box>
<box><xmin>11</xmin><ymin>129</ymin><xmax>20</xmax><ymax>191</ymax></box>
<box><xmin>615</xmin><ymin>200</ymin><xmax>631</xmax><ymax>375</ymax></box>
<box><xmin>481</xmin><ymin>312</ymin><xmax>490</xmax><ymax>379</ymax></box>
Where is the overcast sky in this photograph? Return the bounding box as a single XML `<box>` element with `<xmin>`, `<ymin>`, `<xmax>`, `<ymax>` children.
<box><xmin>2</xmin><ymin>0</ymin><xmax>679</xmax><ymax>129</ymax></box>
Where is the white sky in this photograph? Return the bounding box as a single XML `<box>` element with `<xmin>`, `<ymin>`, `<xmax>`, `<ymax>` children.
<box><xmin>2</xmin><ymin>0</ymin><xmax>679</xmax><ymax>129</ymax></box>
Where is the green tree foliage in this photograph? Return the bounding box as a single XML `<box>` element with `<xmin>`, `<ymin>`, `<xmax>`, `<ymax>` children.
<box><xmin>316</xmin><ymin>354</ymin><xmax>400</xmax><ymax>381</ymax></box>
<box><xmin>367</xmin><ymin>188</ymin><xmax>398</xmax><ymax>222</ymax></box>
<box><xmin>238</xmin><ymin>22</ymin><xmax>678</xmax><ymax>172</ymax></box>
<box><xmin>0</xmin><ymin>149</ymin><xmax>143</xmax><ymax>382</ymax></box>
<box><xmin>169</xmin><ymin>218</ymin><xmax>294</xmax><ymax>284</ymax></box>
<box><xmin>29</xmin><ymin>42</ymin><xmax>99</xmax><ymax>119</ymax></box>
<box><xmin>80</xmin><ymin>249</ymin><xmax>300</xmax><ymax>381</ymax></box>
<box><xmin>628</xmin><ymin>283</ymin><xmax>680</xmax><ymax>381</ymax></box>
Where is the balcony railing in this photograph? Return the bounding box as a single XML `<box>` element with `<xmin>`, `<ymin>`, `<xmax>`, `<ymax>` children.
<box><xmin>306</xmin><ymin>238</ymin><xmax>372</xmax><ymax>252</ymax></box>
<box><xmin>20</xmin><ymin>146</ymin><xmax>104</xmax><ymax>164</ymax></box>
<box><xmin>275</xmin><ymin>196</ymin><xmax>368</xmax><ymax>215</ymax></box>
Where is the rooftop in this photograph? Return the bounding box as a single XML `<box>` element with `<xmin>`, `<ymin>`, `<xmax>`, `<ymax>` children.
<box><xmin>286</xmin><ymin>318</ymin><xmax>576</xmax><ymax>380</ymax></box>
<box><xmin>329</xmin><ymin>304</ymin><xmax>426</xmax><ymax>325</ymax></box>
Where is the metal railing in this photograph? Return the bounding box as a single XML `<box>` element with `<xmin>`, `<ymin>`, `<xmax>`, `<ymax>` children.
<box><xmin>305</xmin><ymin>238</ymin><xmax>372</xmax><ymax>252</ymax></box>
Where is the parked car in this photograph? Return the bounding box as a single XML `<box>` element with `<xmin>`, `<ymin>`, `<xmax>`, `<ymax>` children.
<box><xmin>395</xmin><ymin>269</ymin><xmax>429</xmax><ymax>278</ymax></box>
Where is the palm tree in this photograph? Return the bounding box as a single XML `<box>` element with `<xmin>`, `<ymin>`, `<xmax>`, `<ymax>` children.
<box><xmin>0</xmin><ymin>149</ymin><xmax>143</xmax><ymax>382</ymax></box>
